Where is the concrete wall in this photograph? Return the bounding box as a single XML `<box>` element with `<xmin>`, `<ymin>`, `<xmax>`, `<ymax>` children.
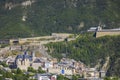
<box><xmin>96</xmin><ymin>31</ymin><xmax>120</xmax><ymax>38</ymax></box>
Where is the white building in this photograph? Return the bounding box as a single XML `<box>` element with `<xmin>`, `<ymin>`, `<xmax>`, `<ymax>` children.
<box><xmin>36</xmin><ymin>73</ymin><xmax>57</xmax><ymax>80</ymax></box>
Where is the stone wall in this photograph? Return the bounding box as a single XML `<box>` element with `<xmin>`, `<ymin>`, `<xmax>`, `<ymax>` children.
<box><xmin>9</xmin><ymin>33</ymin><xmax>72</xmax><ymax>45</ymax></box>
<box><xmin>96</xmin><ymin>31</ymin><xmax>120</xmax><ymax>38</ymax></box>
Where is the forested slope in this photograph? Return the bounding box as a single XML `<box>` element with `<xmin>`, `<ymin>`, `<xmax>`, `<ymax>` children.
<box><xmin>0</xmin><ymin>0</ymin><xmax>120</xmax><ymax>38</ymax></box>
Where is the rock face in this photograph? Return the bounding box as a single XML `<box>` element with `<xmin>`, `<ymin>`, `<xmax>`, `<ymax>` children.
<box><xmin>21</xmin><ymin>0</ymin><xmax>35</xmax><ymax>7</ymax></box>
<box><xmin>4</xmin><ymin>0</ymin><xmax>35</xmax><ymax>10</ymax></box>
<box><xmin>106</xmin><ymin>54</ymin><xmax>120</xmax><ymax>77</ymax></box>
<box><xmin>5</xmin><ymin>2</ymin><xmax>14</xmax><ymax>10</ymax></box>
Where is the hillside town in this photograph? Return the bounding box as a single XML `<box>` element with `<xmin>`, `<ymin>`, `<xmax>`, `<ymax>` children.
<box><xmin>0</xmin><ymin>51</ymin><xmax>106</xmax><ymax>80</ymax></box>
<box><xmin>0</xmin><ymin>33</ymin><xmax>109</xmax><ymax>80</ymax></box>
<box><xmin>0</xmin><ymin>0</ymin><xmax>120</xmax><ymax>79</ymax></box>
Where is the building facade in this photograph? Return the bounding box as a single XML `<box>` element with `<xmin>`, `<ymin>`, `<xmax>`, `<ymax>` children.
<box><xmin>15</xmin><ymin>52</ymin><xmax>34</xmax><ymax>70</ymax></box>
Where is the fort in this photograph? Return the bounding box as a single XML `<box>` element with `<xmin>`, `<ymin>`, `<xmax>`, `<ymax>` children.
<box><xmin>90</xmin><ymin>26</ymin><xmax>120</xmax><ymax>38</ymax></box>
<box><xmin>95</xmin><ymin>29</ymin><xmax>120</xmax><ymax>38</ymax></box>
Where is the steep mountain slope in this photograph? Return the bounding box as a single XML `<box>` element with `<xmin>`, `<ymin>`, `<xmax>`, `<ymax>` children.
<box><xmin>0</xmin><ymin>0</ymin><xmax>120</xmax><ymax>38</ymax></box>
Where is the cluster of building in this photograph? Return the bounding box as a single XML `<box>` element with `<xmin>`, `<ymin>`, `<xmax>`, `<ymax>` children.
<box><xmin>13</xmin><ymin>52</ymin><xmax>85</xmax><ymax>75</ymax></box>
<box><xmin>0</xmin><ymin>51</ymin><xmax>106</xmax><ymax>80</ymax></box>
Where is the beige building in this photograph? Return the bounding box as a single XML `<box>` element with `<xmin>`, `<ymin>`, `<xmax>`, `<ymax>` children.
<box><xmin>16</xmin><ymin>58</ymin><xmax>30</xmax><ymax>70</ymax></box>
<box><xmin>84</xmin><ymin>68</ymin><xmax>99</xmax><ymax>78</ymax></box>
<box><xmin>15</xmin><ymin>52</ymin><xmax>34</xmax><ymax>70</ymax></box>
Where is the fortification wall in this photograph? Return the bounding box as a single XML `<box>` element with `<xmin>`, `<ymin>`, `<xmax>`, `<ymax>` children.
<box><xmin>9</xmin><ymin>33</ymin><xmax>72</xmax><ymax>44</ymax></box>
<box><xmin>96</xmin><ymin>31</ymin><xmax>120</xmax><ymax>38</ymax></box>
